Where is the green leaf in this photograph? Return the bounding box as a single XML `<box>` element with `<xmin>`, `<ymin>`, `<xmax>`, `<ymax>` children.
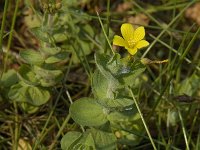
<box><xmin>45</xmin><ymin>52</ymin><xmax>68</xmax><ymax>63</ymax></box>
<box><xmin>33</xmin><ymin>66</ymin><xmax>63</xmax><ymax>87</ymax></box>
<box><xmin>167</xmin><ymin>109</ymin><xmax>179</xmax><ymax>126</ymax></box>
<box><xmin>120</xmin><ymin>69</ymin><xmax>146</xmax><ymax>87</ymax></box>
<box><xmin>99</xmin><ymin>98</ymin><xmax>134</xmax><ymax>109</ymax></box>
<box><xmin>18</xmin><ymin>65</ymin><xmax>39</xmax><ymax>86</ymax></box>
<box><xmin>107</xmin><ymin>108</ymin><xmax>141</xmax><ymax>126</ymax></box>
<box><xmin>81</xmin><ymin>24</ymin><xmax>95</xmax><ymax>38</ymax></box>
<box><xmin>26</xmin><ymin>86</ymin><xmax>50</xmax><ymax>106</ymax></box>
<box><xmin>20</xmin><ymin>103</ymin><xmax>39</xmax><ymax>114</ymax></box>
<box><xmin>0</xmin><ymin>69</ymin><xmax>18</xmax><ymax>87</ymax></box>
<box><xmin>118</xmin><ymin>60</ymin><xmax>146</xmax><ymax>86</ymax></box>
<box><xmin>76</xmin><ymin>132</ymin><xmax>95</xmax><ymax>150</ymax></box>
<box><xmin>89</xmin><ymin>128</ymin><xmax>117</xmax><ymax>150</ymax></box>
<box><xmin>61</xmin><ymin>131</ymin><xmax>96</xmax><ymax>150</ymax></box>
<box><xmin>95</xmin><ymin>53</ymin><xmax>146</xmax><ymax>87</ymax></box>
<box><xmin>92</xmin><ymin>70</ymin><xmax>115</xmax><ymax>99</ymax></box>
<box><xmin>8</xmin><ymin>83</ymin><xmax>50</xmax><ymax>106</ymax></box>
<box><xmin>40</xmin><ymin>47</ymin><xmax>61</xmax><ymax>55</ymax></box>
<box><xmin>30</xmin><ymin>27</ymin><xmax>49</xmax><ymax>42</ymax></box>
<box><xmin>61</xmin><ymin>131</ymin><xmax>82</xmax><ymax>150</ymax></box>
<box><xmin>20</xmin><ymin>49</ymin><xmax>44</xmax><ymax>65</ymax></box>
<box><xmin>175</xmin><ymin>74</ymin><xmax>200</xmax><ymax>96</ymax></box>
<box><xmin>53</xmin><ymin>32</ymin><xmax>67</xmax><ymax>43</ymax></box>
<box><xmin>107</xmin><ymin>110</ymin><xmax>143</xmax><ymax>146</ymax></box>
<box><xmin>8</xmin><ymin>83</ymin><xmax>27</xmax><ymax>103</ymax></box>
<box><xmin>70</xmin><ymin>97</ymin><xmax>108</xmax><ymax>126</ymax></box>
<box><xmin>95</xmin><ymin>53</ymin><xmax>119</xmax><ymax>87</ymax></box>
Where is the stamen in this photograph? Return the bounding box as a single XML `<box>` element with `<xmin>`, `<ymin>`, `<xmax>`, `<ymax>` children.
<box><xmin>127</xmin><ymin>40</ymin><xmax>135</xmax><ymax>48</ymax></box>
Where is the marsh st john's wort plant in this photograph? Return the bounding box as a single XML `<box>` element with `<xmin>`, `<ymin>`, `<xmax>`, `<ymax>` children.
<box><xmin>61</xmin><ymin>23</ymin><xmax>154</xmax><ymax>149</ymax></box>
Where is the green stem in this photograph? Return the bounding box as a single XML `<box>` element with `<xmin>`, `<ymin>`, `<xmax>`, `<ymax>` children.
<box><xmin>96</xmin><ymin>11</ymin><xmax>114</xmax><ymax>55</ymax></box>
<box><xmin>3</xmin><ymin>0</ymin><xmax>20</xmax><ymax>73</ymax></box>
<box><xmin>129</xmin><ymin>88</ymin><xmax>157</xmax><ymax>150</ymax></box>
<box><xmin>177</xmin><ymin>109</ymin><xmax>190</xmax><ymax>150</ymax></box>
<box><xmin>48</xmin><ymin>114</ymin><xmax>71</xmax><ymax>150</ymax></box>
<box><xmin>0</xmin><ymin>0</ymin><xmax>9</xmax><ymax>79</ymax></box>
<box><xmin>104</xmin><ymin>0</ymin><xmax>110</xmax><ymax>54</ymax></box>
<box><xmin>13</xmin><ymin>102</ymin><xmax>19</xmax><ymax>150</ymax></box>
<box><xmin>0</xmin><ymin>0</ymin><xmax>9</xmax><ymax>51</ymax></box>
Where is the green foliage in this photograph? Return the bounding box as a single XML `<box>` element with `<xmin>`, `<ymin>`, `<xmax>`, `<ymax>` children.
<box><xmin>20</xmin><ymin>49</ymin><xmax>45</xmax><ymax>65</ymax></box>
<box><xmin>70</xmin><ymin>97</ymin><xmax>109</xmax><ymax>127</ymax></box>
<box><xmin>8</xmin><ymin>82</ymin><xmax>50</xmax><ymax>106</ymax></box>
<box><xmin>175</xmin><ymin>74</ymin><xmax>200</xmax><ymax>96</ymax></box>
<box><xmin>18</xmin><ymin>65</ymin><xmax>39</xmax><ymax>86</ymax></box>
<box><xmin>33</xmin><ymin>66</ymin><xmax>63</xmax><ymax>87</ymax></box>
<box><xmin>66</xmin><ymin>53</ymin><xmax>146</xmax><ymax>149</ymax></box>
<box><xmin>61</xmin><ymin>131</ymin><xmax>95</xmax><ymax>150</ymax></box>
<box><xmin>45</xmin><ymin>51</ymin><xmax>68</xmax><ymax>63</ymax></box>
<box><xmin>92</xmin><ymin>70</ymin><xmax>115</xmax><ymax>99</ymax></box>
<box><xmin>61</xmin><ymin>128</ymin><xmax>117</xmax><ymax>150</ymax></box>
<box><xmin>1</xmin><ymin>0</ymin><xmax>200</xmax><ymax>149</ymax></box>
<box><xmin>0</xmin><ymin>69</ymin><xmax>19</xmax><ymax>99</ymax></box>
<box><xmin>0</xmin><ymin>69</ymin><xmax>18</xmax><ymax>88</ymax></box>
<box><xmin>89</xmin><ymin>128</ymin><xmax>117</xmax><ymax>150</ymax></box>
<box><xmin>61</xmin><ymin>131</ymin><xmax>82</xmax><ymax>150</ymax></box>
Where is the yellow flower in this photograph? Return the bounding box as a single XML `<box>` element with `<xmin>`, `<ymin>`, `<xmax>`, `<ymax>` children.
<box><xmin>113</xmin><ymin>23</ymin><xmax>149</xmax><ymax>55</ymax></box>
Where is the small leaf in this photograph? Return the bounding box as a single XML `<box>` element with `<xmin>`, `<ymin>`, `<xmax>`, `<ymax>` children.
<box><xmin>92</xmin><ymin>70</ymin><xmax>115</xmax><ymax>99</ymax></box>
<box><xmin>20</xmin><ymin>103</ymin><xmax>39</xmax><ymax>114</ymax></box>
<box><xmin>89</xmin><ymin>128</ymin><xmax>117</xmax><ymax>150</ymax></box>
<box><xmin>18</xmin><ymin>65</ymin><xmax>39</xmax><ymax>86</ymax></box>
<box><xmin>40</xmin><ymin>47</ymin><xmax>61</xmax><ymax>55</ymax></box>
<box><xmin>53</xmin><ymin>32</ymin><xmax>67</xmax><ymax>42</ymax></box>
<box><xmin>95</xmin><ymin>53</ymin><xmax>119</xmax><ymax>87</ymax></box>
<box><xmin>99</xmin><ymin>98</ymin><xmax>134</xmax><ymax>109</ymax></box>
<box><xmin>70</xmin><ymin>97</ymin><xmax>108</xmax><ymax>126</ymax></box>
<box><xmin>45</xmin><ymin>52</ymin><xmax>68</xmax><ymax>63</ymax></box>
<box><xmin>120</xmin><ymin>67</ymin><xmax>146</xmax><ymax>86</ymax></box>
<box><xmin>8</xmin><ymin>83</ymin><xmax>27</xmax><ymax>103</ymax></box>
<box><xmin>167</xmin><ymin>109</ymin><xmax>179</xmax><ymax>126</ymax></box>
<box><xmin>8</xmin><ymin>83</ymin><xmax>50</xmax><ymax>106</ymax></box>
<box><xmin>0</xmin><ymin>69</ymin><xmax>18</xmax><ymax>87</ymax></box>
<box><xmin>61</xmin><ymin>131</ymin><xmax>96</xmax><ymax>150</ymax></box>
<box><xmin>33</xmin><ymin>66</ymin><xmax>63</xmax><ymax>87</ymax></box>
<box><xmin>26</xmin><ymin>86</ymin><xmax>50</xmax><ymax>106</ymax></box>
<box><xmin>175</xmin><ymin>74</ymin><xmax>200</xmax><ymax>96</ymax></box>
<box><xmin>20</xmin><ymin>49</ymin><xmax>44</xmax><ymax>65</ymax></box>
<box><xmin>30</xmin><ymin>27</ymin><xmax>49</xmax><ymax>42</ymax></box>
<box><xmin>76</xmin><ymin>132</ymin><xmax>95</xmax><ymax>149</ymax></box>
<box><xmin>61</xmin><ymin>131</ymin><xmax>82</xmax><ymax>150</ymax></box>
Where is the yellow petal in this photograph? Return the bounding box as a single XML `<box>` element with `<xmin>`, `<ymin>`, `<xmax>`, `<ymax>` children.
<box><xmin>136</xmin><ymin>40</ymin><xmax>149</xmax><ymax>49</ymax></box>
<box><xmin>113</xmin><ymin>35</ymin><xmax>127</xmax><ymax>47</ymax></box>
<box><xmin>121</xmin><ymin>23</ymin><xmax>134</xmax><ymax>41</ymax></box>
<box><xmin>133</xmin><ymin>26</ymin><xmax>145</xmax><ymax>42</ymax></box>
<box><xmin>126</xmin><ymin>47</ymin><xmax>138</xmax><ymax>55</ymax></box>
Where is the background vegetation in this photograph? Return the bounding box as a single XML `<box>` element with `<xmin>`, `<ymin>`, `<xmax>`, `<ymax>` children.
<box><xmin>0</xmin><ymin>0</ymin><xmax>200</xmax><ymax>149</ymax></box>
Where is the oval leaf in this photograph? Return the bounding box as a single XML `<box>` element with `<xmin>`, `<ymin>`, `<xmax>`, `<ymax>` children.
<box><xmin>20</xmin><ymin>49</ymin><xmax>44</xmax><ymax>65</ymax></box>
<box><xmin>18</xmin><ymin>65</ymin><xmax>39</xmax><ymax>86</ymax></box>
<box><xmin>90</xmin><ymin>128</ymin><xmax>117</xmax><ymax>150</ymax></box>
<box><xmin>100</xmin><ymin>98</ymin><xmax>134</xmax><ymax>109</ymax></box>
<box><xmin>70</xmin><ymin>97</ymin><xmax>108</xmax><ymax>126</ymax></box>
<box><xmin>45</xmin><ymin>52</ymin><xmax>68</xmax><ymax>64</ymax></box>
<box><xmin>33</xmin><ymin>66</ymin><xmax>63</xmax><ymax>87</ymax></box>
<box><xmin>61</xmin><ymin>131</ymin><xmax>82</xmax><ymax>150</ymax></box>
<box><xmin>92</xmin><ymin>70</ymin><xmax>115</xmax><ymax>99</ymax></box>
<box><xmin>26</xmin><ymin>86</ymin><xmax>50</xmax><ymax>106</ymax></box>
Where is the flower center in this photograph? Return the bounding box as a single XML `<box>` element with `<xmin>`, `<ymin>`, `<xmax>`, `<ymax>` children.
<box><xmin>127</xmin><ymin>40</ymin><xmax>136</xmax><ymax>48</ymax></box>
